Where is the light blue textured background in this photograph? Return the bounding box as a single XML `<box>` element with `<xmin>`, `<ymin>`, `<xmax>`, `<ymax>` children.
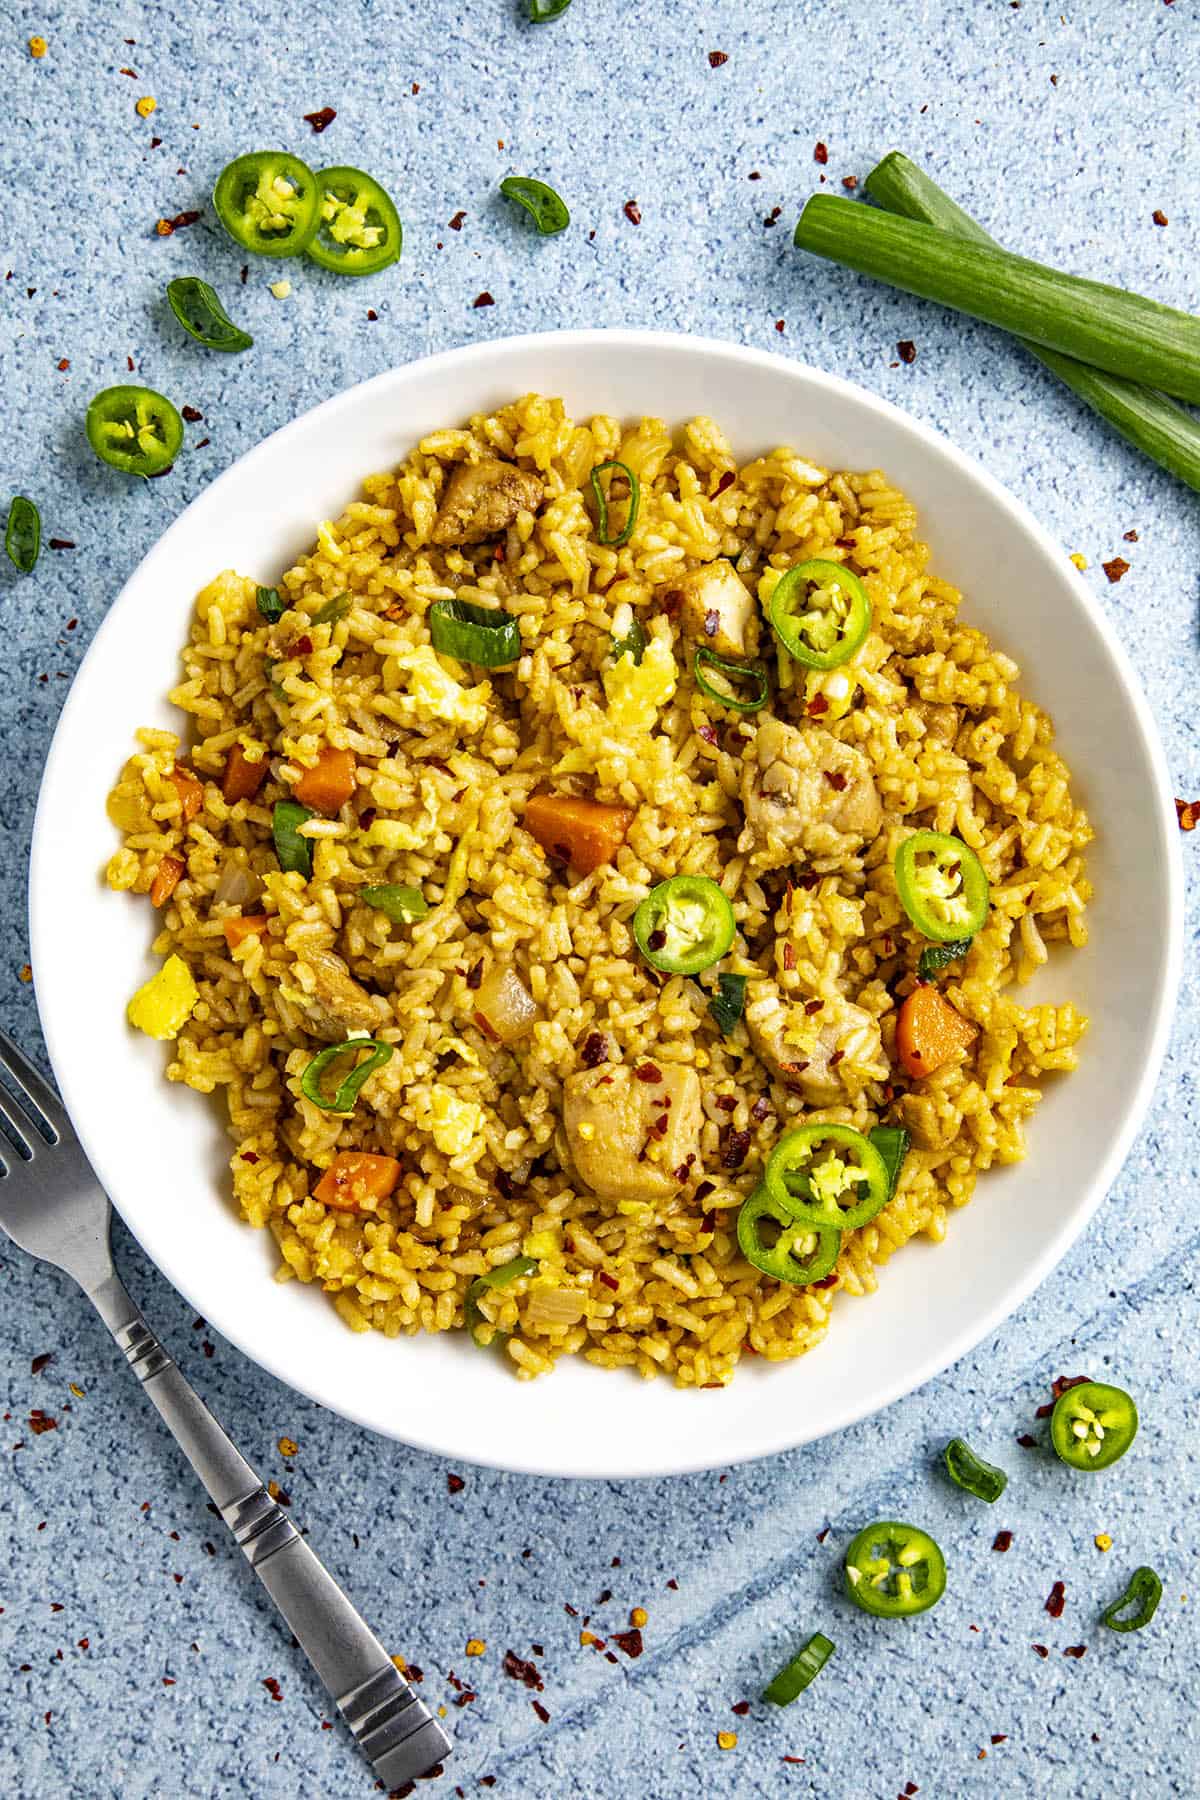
<box><xmin>1</xmin><ymin>3</ymin><xmax>1197</xmax><ymax>1796</ymax></box>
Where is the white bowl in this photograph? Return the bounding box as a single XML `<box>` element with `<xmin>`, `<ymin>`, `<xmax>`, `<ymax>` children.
<box><xmin>29</xmin><ymin>331</ymin><xmax>1183</xmax><ymax>1478</ymax></box>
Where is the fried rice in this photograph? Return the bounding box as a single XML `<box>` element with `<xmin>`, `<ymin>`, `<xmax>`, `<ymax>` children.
<box><xmin>104</xmin><ymin>394</ymin><xmax>1092</xmax><ymax>1387</ymax></box>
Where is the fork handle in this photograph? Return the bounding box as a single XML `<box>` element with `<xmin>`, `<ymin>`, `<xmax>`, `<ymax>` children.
<box><xmin>87</xmin><ymin>1269</ymin><xmax>450</xmax><ymax>1786</ymax></box>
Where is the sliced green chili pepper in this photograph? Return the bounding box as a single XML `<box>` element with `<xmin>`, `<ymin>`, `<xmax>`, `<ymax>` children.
<box><xmin>85</xmin><ymin>385</ymin><xmax>183</xmax><ymax>477</ymax></box>
<box><xmin>844</xmin><ymin>1521</ymin><xmax>946</xmax><ymax>1618</ymax></box>
<box><xmin>867</xmin><ymin>1124</ymin><xmax>909</xmax><ymax>1199</ymax></box>
<box><xmin>762</xmin><ymin>1632</ymin><xmax>835</xmax><ymax>1705</ymax></box>
<box><xmin>360</xmin><ymin>883</ymin><xmax>429</xmax><ymax>925</ymax></box>
<box><xmin>257</xmin><ymin>585</ymin><xmax>286</xmax><ymax>623</ymax></box>
<box><xmin>300</xmin><ymin>1037</ymin><xmax>393</xmax><ymax>1113</ymax></box>
<box><xmin>944</xmin><ymin>1437</ymin><xmax>1008</xmax><ymax>1504</ymax></box>
<box><xmin>737</xmin><ymin>1187</ymin><xmax>841</xmax><ymax>1287</ymax></box>
<box><xmin>307</xmin><ymin>166</ymin><xmax>402</xmax><ymax>276</ymax></box>
<box><xmin>166</xmin><ymin>276</ymin><xmax>254</xmax><ymax>352</ymax></box>
<box><xmin>918</xmin><ymin>937</ymin><xmax>973</xmax><ymax>980</ymax></box>
<box><xmin>1050</xmin><ymin>1380</ymin><xmax>1139</xmax><ymax>1471</ymax></box>
<box><xmin>768</xmin><ymin>558</ymin><xmax>871</xmax><ymax>669</ymax></box>
<box><xmin>633</xmin><ymin>875</ymin><xmax>736</xmax><ymax>975</ymax></box>
<box><xmin>611</xmin><ymin>617</ymin><xmax>647</xmax><ymax>665</ymax></box>
<box><xmin>693</xmin><ymin>647</ymin><xmax>770</xmax><ymax>714</ymax></box>
<box><xmin>1102</xmin><ymin>1566</ymin><xmax>1162</xmax><ymax>1633</ymax></box>
<box><xmin>464</xmin><ymin>1253</ymin><xmax>538</xmax><ymax>1345</ymax></box>
<box><xmin>707</xmin><ymin>972</ymin><xmax>747</xmax><ymax>1036</ymax></box>
<box><xmin>4</xmin><ymin>496</ymin><xmax>40</xmax><ymax>574</ymax></box>
<box><xmin>500</xmin><ymin>176</ymin><xmax>570</xmax><ymax>236</ymax></box>
<box><xmin>272</xmin><ymin>799</ymin><xmax>313</xmax><ymax>877</ymax></box>
<box><xmin>529</xmin><ymin>0</ymin><xmax>572</xmax><ymax>16</ymax></box>
<box><xmin>213</xmin><ymin>151</ymin><xmax>321</xmax><ymax>257</ymax></box>
<box><xmin>312</xmin><ymin>592</ymin><xmax>351</xmax><ymax>626</ymax></box>
<box><xmin>427</xmin><ymin>597</ymin><xmax>521</xmax><ymax>667</ymax></box>
<box><xmin>895</xmin><ymin>831</ymin><xmax>990</xmax><ymax>943</ymax></box>
<box><xmin>765</xmin><ymin>1123</ymin><xmax>890</xmax><ymax>1232</ymax></box>
<box><xmin>590</xmin><ymin>460</ymin><xmax>640</xmax><ymax>547</ymax></box>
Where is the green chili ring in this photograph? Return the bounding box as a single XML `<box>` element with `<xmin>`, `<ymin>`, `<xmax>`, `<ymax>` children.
<box><xmin>693</xmin><ymin>646</ymin><xmax>770</xmax><ymax>713</ymax></box>
<box><xmin>429</xmin><ymin>597</ymin><xmax>521</xmax><ymax>667</ymax></box>
<box><xmin>736</xmin><ymin>1187</ymin><xmax>841</xmax><ymax>1287</ymax></box>
<box><xmin>1102</xmin><ymin>1566</ymin><xmax>1162</xmax><ymax>1633</ymax></box>
<box><xmin>943</xmin><ymin>1436</ymin><xmax>1008</xmax><ymax>1504</ymax></box>
<box><xmin>500</xmin><ymin>175</ymin><xmax>570</xmax><ymax>236</ymax></box>
<box><xmin>85</xmin><ymin>386</ymin><xmax>183</xmax><ymax>477</ymax></box>
<box><xmin>844</xmin><ymin>1521</ymin><xmax>946</xmax><ymax>1618</ymax></box>
<box><xmin>895</xmin><ymin>830</ymin><xmax>990</xmax><ymax>943</ymax></box>
<box><xmin>5</xmin><ymin>496</ymin><xmax>41</xmax><ymax>574</ymax></box>
<box><xmin>632</xmin><ymin>875</ymin><xmax>736</xmax><ymax>975</ymax></box>
<box><xmin>166</xmin><ymin>276</ymin><xmax>254</xmax><ymax>352</ymax></box>
<box><xmin>1050</xmin><ymin>1380</ymin><xmax>1139</xmax><ymax>1471</ymax></box>
<box><xmin>213</xmin><ymin>150</ymin><xmax>321</xmax><ymax>257</ymax></box>
<box><xmin>307</xmin><ymin>166</ymin><xmax>402</xmax><ymax>276</ymax></box>
<box><xmin>764</xmin><ymin>1123</ymin><xmax>890</xmax><ymax>1232</ymax></box>
<box><xmin>762</xmin><ymin>1632</ymin><xmax>835</xmax><ymax>1705</ymax></box>
<box><xmin>590</xmin><ymin>459</ymin><xmax>641</xmax><ymax>547</ymax></box>
<box><xmin>768</xmin><ymin>557</ymin><xmax>871</xmax><ymax>669</ymax></box>
<box><xmin>272</xmin><ymin>799</ymin><xmax>314</xmax><ymax>877</ymax></box>
<box><xmin>529</xmin><ymin>0</ymin><xmax>573</xmax><ymax>16</ymax></box>
<box><xmin>464</xmin><ymin>1254</ymin><xmax>538</xmax><ymax>1345</ymax></box>
<box><xmin>300</xmin><ymin>1037</ymin><xmax>394</xmax><ymax>1113</ymax></box>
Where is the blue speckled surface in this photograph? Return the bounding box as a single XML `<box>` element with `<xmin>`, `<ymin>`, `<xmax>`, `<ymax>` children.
<box><xmin>2</xmin><ymin>2</ymin><xmax>1198</xmax><ymax>1795</ymax></box>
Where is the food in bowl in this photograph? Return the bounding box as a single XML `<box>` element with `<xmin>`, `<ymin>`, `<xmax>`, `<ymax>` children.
<box><xmin>104</xmin><ymin>394</ymin><xmax>1091</xmax><ymax>1386</ymax></box>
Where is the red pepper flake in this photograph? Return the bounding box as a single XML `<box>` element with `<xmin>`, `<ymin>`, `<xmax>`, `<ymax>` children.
<box><xmin>1016</xmin><ymin>1433</ymin><xmax>1038</xmax><ymax>1448</ymax></box>
<box><xmin>611</xmin><ymin>1627</ymin><xmax>644</xmax><ymax>1659</ymax></box>
<box><xmin>783</xmin><ymin>1757</ymin><xmax>806</xmax><ymax>1765</ymax></box>
<box><xmin>597</xmin><ymin>1271</ymin><xmax>619</xmax><ymax>1292</ymax></box>
<box><xmin>1035</xmin><ymin>1372</ymin><xmax>1090</xmax><ymax>1417</ymax></box>
<box><xmin>472</xmin><ymin>291</ymin><xmax>495</xmax><ymax>308</ymax></box>
<box><xmin>782</xmin><ymin>943</ymin><xmax>796</xmax><ymax>971</ymax></box>
<box><xmin>806</xmin><ymin>692</ymin><xmax>830</xmax><ymax>717</ymax></box>
<box><xmin>465</xmin><ymin>960</ymin><xmax>484</xmax><ymax>991</ymax></box>
<box><xmin>1063</xmin><ymin>1644</ymin><xmax>1087</xmax><ymax>1658</ymax></box>
<box><xmin>181</xmin><ymin>404</ymin><xmax>204</xmax><ymax>422</ymax></box>
<box><xmin>748</xmin><ymin>171</ymin><xmax>762</xmax><ymax>180</ymax></box>
<box><xmin>262</xmin><ymin>1677</ymin><xmax>283</xmax><ymax>1702</ymax></box>
<box><xmin>810</xmin><ymin>1272</ymin><xmax>838</xmax><ymax>1290</ymax></box>
<box><xmin>715</xmin><ymin>1095</ymin><xmax>737</xmax><ymax>1112</ymax></box>
<box><xmin>1102</xmin><ymin>556</ymin><xmax>1130</xmax><ymax>583</ymax></box>
<box><xmin>903</xmin><ymin>1787</ymin><xmax>918</xmax><ymax>1797</ymax></box>
<box><xmin>56</xmin><ymin>357</ymin><xmax>70</xmax><ymax>371</ymax></box>
<box><xmin>366</xmin><ymin>309</ymin><xmax>377</xmax><ymax>321</ymax></box>
<box><xmin>162</xmin><ymin>1676</ymin><xmax>175</xmax><ymax>1686</ymax></box>
<box><xmin>564</xmin><ymin>1602</ymin><xmax>578</xmax><ymax>1616</ymax></box>
<box><xmin>119</xmin><ymin>66</ymin><xmax>138</xmax><ymax>77</ymax></box>
<box><xmin>1124</xmin><ymin>528</ymin><xmax>1139</xmax><ymax>541</ymax></box>
<box><xmin>1045</xmin><ymin>1580</ymin><xmax>1066</xmax><ymax>1618</ymax></box>
<box><xmin>992</xmin><ymin>1530</ymin><xmax>1013</xmax><ymax>1552</ymax></box>
<box><xmin>150</xmin><ymin>137</ymin><xmax>162</xmax><ymax>149</ymax></box>
<box><xmin>303</xmin><ymin>107</ymin><xmax>337</xmax><ymax>134</ymax></box>
<box><xmin>581</xmin><ymin>1031</ymin><xmax>609</xmax><ymax>1068</ymax></box>
<box><xmin>31</xmin><ymin>1353</ymin><xmax>53</xmax><ymax>1375</ymax></box>
<box><xmin>454</xmin><ymin>1689</ymin><xmax>476</xmax><ymax>1707</ymax></box>
<box><xmin>29</xmin><ymin>1411</ymin><xmax>58</xmax><ymax>1435</ymax></box>
<box><xmin>816</xmin><ymin>1526</ymin><xmax>830</xmax><ymax>1543</ymax></box>
<box><xmin>991</xmin><ymin>1735</ymin><xmax>1007</xmax><ymax>1745</ymax></box>
<box><xmin>751</xmin><ymin>1096</ymin><xmax>772</xmax><ymax>1121</ymax></box>
<box><xmin>240</xmin><ymin>264</ymin><xmax>249</xmax><ymax>284</ymax></box>
<box><xmin>48</xmin><ymin>539</ymin><xmax>75</xmax><ymax>550</ymax></box>
<box><xmin>156</xmin><ymin>210</ymin><xmax>202</xmax><ymax>236</ymax></box>
<box><xmin>623</xmin><ymin>200</ymin><xmax>642</xmax><ymax>226</ymax></box>
<box><xmin>449</xmin><ymin>211</ymin><xmax>467</xmax><ymax>231</ymax></box>
<box><xmin>78</xmin><ymin>1638</ymin><xmax>89</xmax><ymax>1650</ymax></box>
<box><xmin>714</xmin><ymin>470</ymin><xmax>736</xmax><ymax>496</ymax></box>
<box><xmin>842</xmin><ymin>175</ymin><xmax>858</xmax><ymax>190</ymax></box>
<box><xmin>722</xmin><ymin>1128</ymin><xmax>751</xmax><ymax>1170</ymax></box>
<box><xmin>502</xmin><ymin>1649</ymin><xmax>543</xmax><ymax>1690</ymax></box>
<box><xmin>824</xmin><ymin>769</ymin><xmax>848</xmax><ymax>791</ymax></box>
<box><xmin>697</xmin><ymin>722</ymin><xmax>719</xmax><ymax>746</ymax></box>
<box><xmin>1152</xmin><ymin>209</ymin><xmax>1168</xmax><ymax>227</ymax></box>
<box><xmin>775</xmin><ymin>319</ymin><xmax>785</xmax><ymax>333</ymax></box>
<box><xmin>897</xmin><ymin>339</ymin><xmax>917</xmax><ymax>364</ymax></box>
<box><xmin>708</xmin><ymin>49</ymin><xmax>729</xmax><ymax>66</ymax></box>
<box><xmin>803</xmin><ymin>998</ymin><xmax>824</xmax><ymax>1016</ymax></box>
<box><xmin>241</xmin><ymin>1150</ymin><xmax>259</xmax><ymax>1165</ymax></box>
<box><xmin>412</xmin><ymin>82</ymin><xmax>420</xmax><ymax>94</ymax></box>
<box><xmin>763</xmin><ymin>206</ymin><xmax>782</xmax><ymax>229</ymax></box>
<box><xmin>1176</xmin><ymin>798</ymin><xmax>1200</xmax><ymax>831</ymax></box>
<box><xmin>731</xmin><ymin>1700</ymin><xmax>750</xmax><ymax>1716</ymax></box>
<box><xmin>447</xmin><ymin>1473</ymin><xmax>465</xmax><ymax>1494</ymax></box>
<box><xmin>814</xmin><ymin>141</ymin><xmax>828</xmax><ymax>164</ymax></box>
<box><xmin>635</xmin><ymin>1062</ymin><xmax>663</xmax><ymax>1083</ymax></box>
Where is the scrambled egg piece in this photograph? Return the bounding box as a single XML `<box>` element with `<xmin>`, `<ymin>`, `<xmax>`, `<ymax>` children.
<box><xmin>127</xmin><ymin>955</ymin><xmax>199</xmax><ymax>1040</ymax></box>
<box><xmin>603</xmin><ymin>636</ymin><xmax>676</xmax><ymax>732</ymax></box>
<box><xmin>429</xmin><ymin>1085</ymin><xmax>485</xmax><ymax>1158</ymax></box>
<box><xmin>391</xmin><ymin>646</ymin><xmax>490</xmax><ymax>732</ymax></box>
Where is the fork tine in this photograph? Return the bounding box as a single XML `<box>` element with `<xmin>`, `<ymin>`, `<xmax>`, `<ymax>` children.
<box><xmin>0</xmin><ymin>1027</ymin><xmax>65</xmax><ymax>1141</ymax></box>
<box><xmin>0</xmin><ymin>1080</ymin><xmax>38</xmax><ymax>1161</ymax></box>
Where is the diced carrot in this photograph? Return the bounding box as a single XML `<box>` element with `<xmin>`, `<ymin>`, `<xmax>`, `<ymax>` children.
<box><xmin>223</xmin><ymin>914</ymin><xmax>270</xmax><ymax>951</ymax></box>
<box><xmin>523</xmin><ymin>791</ymin><xmax>634</xmax><ymax>876</ymax></box>
<box><xmin>150</xmin><ymin>855</ymin><xmax>185</xmax><ymax>908</ymax></box>
<box><xmin>168</xmin><ymin>765</ymin><xmax>204</xmax><ymax>824</ymax></box>
<box><xmin>222</xmin><ymin>743</ymin><xmax>269</xmax><ymax>804</ymax></box>
<box><xmin>896</xmin><ymin>985</ymin><xmax>979</xmax><ymax>1080</ymax></box>
<box><xmin>313</xmin><ymin>1151</ymin><xmax>403</xmax><ymax>1212</ymax></box>
<box><xmin>293</xmin><ymin>745</ymin><xmax>357</xmax><ymax>814</ymax></box>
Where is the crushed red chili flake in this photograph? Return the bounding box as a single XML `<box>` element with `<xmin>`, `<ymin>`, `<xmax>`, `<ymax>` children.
<box><xmin>992</xmin><ymin>1530</ymin><xmax>1013</xmax><ymax>1552</ymax></box>
<box><xmin>1035</xmin><ymin>1372</ymin><xmax>1090</xmax><ymax>1417</ymax></box>
<box><xmin>697</xmin><ymin>721</ymin><xmax>719</xmax><ymax>746</ymax></box>
<box><xmin>1045</xmin><ymin>1581</ymin><xmax>1066</xmax><ymax>1618</ymax></box>
<box><xmin>731</xmin><ymin>1700</ymin><xmax>751</xmax><ymax>1716</ymax></box>
<box><xmin>897</xmin><ymin>339</ymin><xmax>917</xmax><ymax>364</ymax></box>
<box><xmin>48</xmin><ymin>539</ymin><xmax>75</xmax><ymax>550</ymax></box>
<box><xmin>240</xmin><ymin>264</ymin><xmax>248</xmax><ymax>283</ymax></box>
<box><xmin>303</xmin><ymin>107</ymin><xmax>337</xmax><ymax>133</ymax></box>
<box><xmin>56</xmin><ymin>357</ymin><xmax>70</xmax><ymax>371</ymax></box>
<box><xmin>708</xmin><ymin>49</ymin><xmax>729</xmax><ymax>66</ymax></box>
<box><xmin>294</xmin><ymin>634</ymin><xmax>314</xmax><ymax>656</ymax></box>
<box><xmin>814</xmin><ymin>141</ymin><xmax>828</xmax><ymax>164</ymax></box>
<box><xmin>903</xmin><ymin>1787</ymin><xmax>918</xmax><ymax>1797</ymax></box>
<box><xmin>824</xmin><ymin>769</ymin><xmax>848</xmax><ymax>791</ymax></box>
<box><xmin>722</xmin><ymin>1128</ymin><xmax>751</xmax><ymax>1170</ymax></box>
<box><xmin>262</xmin><ymin>1677</ymin><xmax>283</xmax><ymax>1701</ymax></box>
<box><xmin>1102</xmin><ymin>556</ymin><xmax>1130</xmax><ymax>583</ymax></box>
<box><xmin>581</xmin><ymin>1031</ymin><xmax>609</xmax><ymax>1068</ymax></box>
<box><xmin>472</xmin><ymin>292</ymin><xmax>495</xmax><ymax>308</ymax></box>
<box><xmin>1124</xmin><ymin>528</ymin><xmax>1139</xmax><ymax>542</ymax></box>
<box><xmin>635</xmin><ymin>1062</ymin><xmax>663</xmax><ymax>1083</ymax></box>
<box><xmin>714</xmin><ymin>470</ymin><xmax>736</xmax><ymax>496</ymax></box>
<box><xmin>29</xmin><ymin>1411</ymin><xmax>58</xmax><ymax>1435</ymax></box>
<box><xmin>810</xmin><ymin>1272</ymin><xmax>838</xmax><ymax>1289</ymax></box>
<box><xmin>530</xmin><ymin>1642</ymin><xmax>545</xmax><ymax>1656</ymax></box>
<box><xmin>465</xmin><ymin>961</ymin><xmax>484</xmax><ymax>991</ymax></box>
<box><xmin>564</xmin><ymin>1602</ymin><xmax>578</xmax><ymax>1616</ymax></box>
<box><xmin>1152</xmin><ymin>209</ymin><xmax>1168</xmax><ymax>227</ymax></box>
<box><xmin>449</xmin><ymin>211</ymin><xmax>467</xmax><ymax>231</ymax></box>
<box><xmin>623</xmin><ymin>200</ymin><xmax>642</xmax><ymax>226</ymax></box>
<box><xmin>842</xmin><ymin>175</ymin><xmax>858</xmax><ymax>190</ymax></box>
<box><xmin>750</xmin><ymin>1096</ymin><xmax>772</xmax><ymax>1122</ymax></box>
<box><xmin>366</xmin><ymin>309</ymin><xmax>378</xmax><ymax>321</ymax></box>
<box><xmin>782</xmin><ymin>943</ymin><xmax>796</xmax><ymax>971</ymax></box>
<box><xmin>31</xmin><ymin>1353</ymin><xmax>53</xmax><ymax>1375</ymax></box>
<box><xmin>816</xmin><ymin>1526</ymin><xmax>830</xmax><ymax>1543</ymax></box>
<box><xmin>806</xmin><ymin>692</ymin><xmax>830</xmax><ymax>718</ymax></box>
<box><xmin>447</xmin><ymin>1474</ymin><xmax>465</xmax><ymax>1494</ymax></box>
<box><xmin>597</xmin><ymin>1271</ymin><xmax>619</xmax><ymax>1292</ymax></box>
<box><xmin>783</xmin><ymin>1757</ymin><xmax>806</xmax><ymax>1765</ymax></box>
<box><xmin>991</xmin><ymin>1734</ymin><xmax>1007</xmax><ymax>1745</ymax></box>
<box><xmin>1176</xmin><ymin>798</ymin><xmax>1200</xmax><ymax>831</ymax></box>
<box><xmin>1016</xmin><ymin>1433</ymin><xmax>1038</xmax><ymax>1448</ymax></box>
<box><xmin>775</xmin><ymin>320</ymin><xmax>785</xmax><ymax>333</ymax></box>
<box><xmin>157</xmin><ymin>210</ymin><xmax>202</xmax><ymax>235</ymax></box>
<box><xmin>715</xmin><ymin>1095</ymin><xmax>737</xmax><ymax>1112</ymax></box>
<box><xmin>453</xmin><ymin>1690</ymin><xmax>476</xmax><ymax>1707</ymax></box>
<box><xmin>1063</xmin><ymin>1644</ymin><xmax>1087</xmax><ymax>1658</ymax></box>
<box><xmin>181</xmin><ymin>404</ymin><xmax>204</xmax><ymax>422</ymax></box>
<box><xmin>412</xmin><ymin>82</ymin><xmax>420</xmax><ymax>94</ymax></box>
<box><xmin>611</xmin><ymin>1627</ymin><xmax>644</xmax><ymax>1659</ymax></box>
<box><xmin>763</xmin><ymin>206</ymin><xmax>782</xmax><ymax>229</ymax></box>
<box><xmin>502</xmin><ymin>1650</ymin><xmax>543</xmax><ymax>1691</ymax></box>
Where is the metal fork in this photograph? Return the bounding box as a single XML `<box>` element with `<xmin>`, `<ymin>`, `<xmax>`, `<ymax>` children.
<box><xmin>0</xmin><ymin>1025</ymin><xmax>451</xmax><ymax>1789</ymax></box>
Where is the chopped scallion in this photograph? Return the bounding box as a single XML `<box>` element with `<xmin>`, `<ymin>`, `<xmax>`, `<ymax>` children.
<box><xmin>706</xmin><ymin>972</ymin><xmax>747</xmax><ymax>1036</ymax></box>
<box><xmin>590</xmin><ymin>460</ymin><xmax>640</xmax><ymax>547</ymax></box>
<box><xmin>312</xmin><ymin>592</ymin><xmax>351</xmax><ymax>626</ymax></box>
<box><xmin>464</xmin><ymin>1254</ymin><xmax>538</xmax><ymax>1345</ymax></box>
<box><xmin>428</xmin><ymin>597</ymin><xmax>521</xmax><ymax>667</ymax></box>
<box><xmin>360</xmin><ymin>883</ymin><xmax>429</xmax><ymax>925</ymax></box>
<box><xmin>693</xmin><ymin>646</ymin><xmax>770</xmax><ymax>714</ymax></box>
<box><xmin>300</xmin><ymin>1038</ymin><xmax>393</xmax><ymax>1113</ymax></box>
<box><xmin>257</xmin><ymin>585</ymin><xmax>285</xmax><ymax>623</ymax></box>
<box><xmin>611</xmin><ymin>617</ymin><xmax>647</xmax><ymax>666</ymax></box>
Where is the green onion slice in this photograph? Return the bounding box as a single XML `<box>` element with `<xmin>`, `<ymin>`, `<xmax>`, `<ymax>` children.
<box><xmin>361</xmin><ymin>883</ymin><xmax>429</xmax><ymax>924</ymax></box>
<box><xmin>300</xmin><ymin>1037</ymin><xmax>393</xmax><ymax>1113</ymax></box>
<box><xmin>706</xmin><ymin>972</ymin><xmax>747</xmax><ymax>1036</ymax></box>
<box><xmin>272</xmin><ymin>799</ymin><xmax>313</xmax><ymax>877</ymax></box>
<box><xmin>918</xmin><ymin>938</ymin><xmax>973</xmax><ymax>980</ymax></box>
<box><xmin>1102</xmin><ymin>1566</ymin><xmax>1162</xmax><ymax>1633</ymax></box>
<box><xmin>943</xmin><ymin>1436</ymin><xmax>1008</xmax><ymax>1504</ymax></box>
<box><xmin>762</xmin><ymin>1632</ymin><xmax>835</xmax><ymax>1706</ymax></box>
<box><xmin>500</xmin><ymin>176</ymin><xmax>570</xmax><ymax>236</ymax></box>
<box><xmin>528</xmin><ymin>0</ymin><xmax>573</xmax><ymax>17</ymax></box>
<box><xmin>464</xmin><ymin>1254</ymin><xmax>538</xmax><ymax>1345</ymax></box>
<box><xmin>428</xmin><ymin>597</ymin><xmax>521</xmax><ymax>667</ymax></box>
<box><xmin>611</xmin><ymin>617</ymin><xmax>647</xmax><ymax>666</ymax></box>
<box><xmin>312</xmin><ymin>592</ymin><xmax>351</xmax><ymax>626</ymax></box>
<box><xmin>769</xmin><ymin>558</ymin><xmax>871</xmax><ymax>669</ymax></box>
<box><xmin>693</xmin><ymin>647</ymin><xmax>770</xmax><ymax>714</ymax></box>
<box><xmin>867</xmin><ymin>1124</ymin><xmax>909</xmax><ymax>1199</ymax></box>
<box><xmin>166</xmin><ymin>276</ymin><xmax>254</xmax><ymax>352</ymax></box>
<box><xmin>590</xmin><ymin>460</ymin><xmax>641</xmax><ymax>547</ymax></box>
<box><xmin>257</xmin><ymin>585</ymin><xmax>285</xmax><ymax>622</ymax></box>
<box><xmin>5</xmin><ymin>496</ymin><xmax>41</xmax><ymax>574</ymax></box>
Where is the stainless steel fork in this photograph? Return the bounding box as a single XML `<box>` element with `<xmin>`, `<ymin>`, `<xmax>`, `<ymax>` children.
<box><xmin>0</xmin><ymin>1025</ymin><xmax>451</xmax><ymax>1789</ymax></box>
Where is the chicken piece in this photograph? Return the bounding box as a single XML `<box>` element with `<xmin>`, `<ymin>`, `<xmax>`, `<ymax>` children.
<box><xmin>745</xmin><ymin>979</ymin><xmax>884</xmax><ymax>1107</ymax></box>
<box><xmin>429</xmin><ymin>456</ymin><xmax>544</xmax><ymax>546</ymax></box>
<box><xmin>895</xmin><ymin>1091</ymin><xmax>958</xmax><ymax>1152</ymax></box>
<box><xmin>562</xmin><ymin>1062</ymin><xmax>703</xmax><ymax>1203</ymax></box>
<box><xmin>292</xmin><ymin>947</ymin><xmax>387</xmax><ymax>1041</ymax></box>
<box><xmin>739</xmin><ymin>718</ymin><xmax>882</xmax><ymax>864</ymax></box>
<box><xmin>912</xmin><ymin>699</ymin><xmax>959</xmax><ymax>745</ymax></box>
<box><xmin>672</xmin><ymin>560</ymin><xmax>758</xmax><ymax>658</ymax></box>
